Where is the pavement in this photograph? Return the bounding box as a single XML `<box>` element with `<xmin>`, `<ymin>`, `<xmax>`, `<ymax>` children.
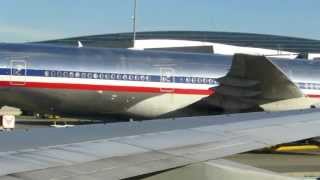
<box><xmin>14</xmin><ymin>115</ymin><xmax>104</xmax><ymax>129</ymax></box>
<box><xmin>228</xmin><ymin>152</ymin><xmax>320</xmax><ymax>178</ymax></box>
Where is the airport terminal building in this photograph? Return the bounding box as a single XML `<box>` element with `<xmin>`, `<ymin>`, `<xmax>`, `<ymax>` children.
<box><xmin>41</xmin><ymin>31</ymin><xmax>320</xmax><ymax>57</ymax></box>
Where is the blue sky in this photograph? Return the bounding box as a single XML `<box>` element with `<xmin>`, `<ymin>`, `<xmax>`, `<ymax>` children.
<box><xmin>0</xmin><ymin>0</ymin><xmax>320</xmax><ymax>42</ymax></box>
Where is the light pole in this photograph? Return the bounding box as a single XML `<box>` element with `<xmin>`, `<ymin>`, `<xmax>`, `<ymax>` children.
<box><xmin>132</xmin><ymin>0</ymin><xmax>137</xmax><ymax>48</ymax></box>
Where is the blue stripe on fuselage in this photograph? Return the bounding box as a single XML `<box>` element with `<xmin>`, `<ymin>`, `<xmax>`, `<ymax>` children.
<box><xmin>1</xmin><ymin>68</ymin><xmax>320</xmax><ymax>91</ymax></box>
<box><xmin>0</xmin><ymin>68</ymin><xmax>219</xmax><ymax>85</ymax></box>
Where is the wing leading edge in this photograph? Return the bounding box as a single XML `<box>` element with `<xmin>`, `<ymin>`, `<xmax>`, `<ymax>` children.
<box><xmin>0</xmin><ymin>109</ymin><xmax>320</xmax><ymax>179</ymax></box>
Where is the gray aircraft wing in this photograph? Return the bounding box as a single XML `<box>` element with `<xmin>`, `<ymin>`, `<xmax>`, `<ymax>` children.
<box><xmin>0</xmin><ymin>109</ymin><xmax>320</xmax><ymax>179</ymax></box>
<box><xmin>208</xmin><ymin>54</ymin><xmax>317</xmax><ymax>112</ymax></box>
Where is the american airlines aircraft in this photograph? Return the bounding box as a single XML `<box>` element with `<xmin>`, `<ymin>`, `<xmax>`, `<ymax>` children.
<box><xmin>2</xmin><ymin>43</ymin><xmax>320</xmax><ymax>179</ymax></box>
<box><xmin>0</xmin><ymin>43</ymin><xmax>319</xmax><ymax>119</ymax></box>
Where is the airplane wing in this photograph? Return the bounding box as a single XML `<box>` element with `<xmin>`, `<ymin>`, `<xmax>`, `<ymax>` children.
<box><xmin>208</xmin><ymin>54</ymin><xmax>317</xmax><ymax>112</ymax></box>
<box><xmin>0</xmin><ymin>109</ymin><xmax>320</xmax><ymax>179</ymax></box>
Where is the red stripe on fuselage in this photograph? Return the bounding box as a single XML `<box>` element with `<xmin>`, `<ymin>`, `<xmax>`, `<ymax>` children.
<box><xmin>307</xmin><ymin>94</ymin><xmax>320</xmax><ymax>98</ymax></box>
<box><xmin>0</xmin><ymin>81</ymin><xmax>214</xmax><ymax>95</ymax></box>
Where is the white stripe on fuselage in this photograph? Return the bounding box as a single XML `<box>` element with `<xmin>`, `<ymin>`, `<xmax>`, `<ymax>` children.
<box><xmin>0</xmin><ymin>75</ymin><xmax>215</xmax><ymax>90</ymax></box>
<box><xmin>4</xmin><ymin>75</ymin><xmax>320</xmax><ymax>97</ymax></box>
<box><xmin>301</xmin><ymin>89</ymin><xmax>320</xmax><ymax>96</ymax></box>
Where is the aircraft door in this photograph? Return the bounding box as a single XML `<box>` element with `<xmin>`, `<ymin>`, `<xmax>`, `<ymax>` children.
<box><xmin>10</xmin><ymin>59</ymin><xmax>27</xmax><ymax>85</ymax></box>
<box><xmin>160</xmin><ymin>67</ymin><xmax>175</xmax><ymax>93</ymax></box>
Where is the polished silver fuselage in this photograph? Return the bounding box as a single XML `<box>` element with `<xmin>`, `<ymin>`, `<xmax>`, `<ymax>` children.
<box><xmin>0</xmin><ymin>43</ymin><xmax>319</xmax><ymax>119</ymax></box>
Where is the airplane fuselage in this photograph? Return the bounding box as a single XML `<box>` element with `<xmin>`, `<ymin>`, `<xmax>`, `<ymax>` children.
<box><xmin>0</xmin><ymin>43</ymin><xmax>319</xmax><ymax>119</ymax></box>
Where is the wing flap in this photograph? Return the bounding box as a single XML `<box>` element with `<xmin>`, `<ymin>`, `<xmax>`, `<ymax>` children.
<box><xmin>208</xmin><ymin>54</ymin><xmax>305</xmax><ymax>112</ymax></box>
